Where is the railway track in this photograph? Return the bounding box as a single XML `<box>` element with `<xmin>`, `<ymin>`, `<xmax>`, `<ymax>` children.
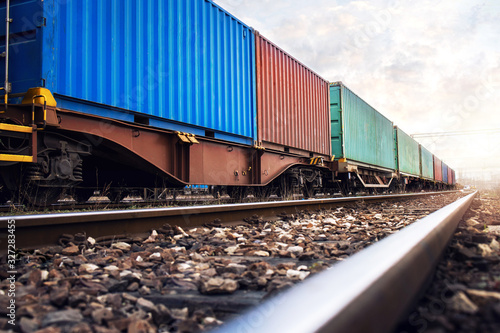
<box><xmin>215</xmin><ymin>191</ymin><xmax>477</xmax><ymax>333</ymax></box>
<box><xmin>0</xmin><ymin>191</ymin><xmax>473</xmax><ymax>332</ymax></box>
<box><xmin>0</xmin><ymin>195</ymin><xmax>237</xmax><ymax>214</ymax></box>
<box><xmin>1</xmin><ymin>191</ymin><xmax>459</xmax><ymax>250</ymax></box>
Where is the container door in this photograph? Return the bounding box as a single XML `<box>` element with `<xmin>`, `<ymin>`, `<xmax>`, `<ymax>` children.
<box><xmin>330</xmin><ymin>85</ymin><xmax>344</xmax><ymax>159</ymax></box>
<box><xmin>0</xmin><ymin>0</ymin><xmax>44</xmax><ymax>96</ymax></box>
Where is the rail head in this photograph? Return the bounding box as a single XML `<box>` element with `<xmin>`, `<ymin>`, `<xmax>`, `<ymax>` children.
<box><xmin>212</xmin><ymin>191</ymin><xmax>477</xmax><ymax>333</ymax></box>
<box><xmin>0</xmin><ymin>191</ymin><xmax>462</xmax><ymax>252</ymax></box>
<box><xmin>0</xmin><ymin>191</ymin><xmax>458</xmax><ymax>226</ymax></box>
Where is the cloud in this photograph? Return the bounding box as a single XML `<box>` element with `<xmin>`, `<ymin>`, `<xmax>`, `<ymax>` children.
<box><xmin>214</xmin><ymin>0</ymin><xmax>500</xmax><ymax>179</ymax></box>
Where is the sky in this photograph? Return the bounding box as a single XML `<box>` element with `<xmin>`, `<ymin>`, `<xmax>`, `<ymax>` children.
<box><xmin>214</xmin><ymin>0</ymin><xmax>500</xmax><ymax>182</ymax></box>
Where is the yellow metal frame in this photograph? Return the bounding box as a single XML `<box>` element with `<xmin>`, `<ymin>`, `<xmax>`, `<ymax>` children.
<box><xmin>21</xmin><ymin>87</ymin><xmax>57</xmax><ymax>107</ymax></box>
<box><xmin>0</xmin><ymin>154</ymin><xmax>34</xmax><ymax>163</ymax></box>
<box><xmin>175</xmin><ymin>131</ymin><xmax>199</xmax><ymax>144</ymax></box>
<box><xmin>0</xmin><ymin>123</ymin><xmax>33</xmax><ymax>133</ymax></box>
<box><xmin>309</xmin><ymin>157</ymin><xmax>324</xmax><ymax>165</ymax></box>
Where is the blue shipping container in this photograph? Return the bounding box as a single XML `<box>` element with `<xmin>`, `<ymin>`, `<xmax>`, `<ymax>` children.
<box><xmin>442</xmin><ymin>163</ymin><xmax>449</xmax><ymax>183</ymax></box>
<box><xmin>0</xmin><ymin>0</ymin><xmax>257</xmax><ymax>144</ymax></box>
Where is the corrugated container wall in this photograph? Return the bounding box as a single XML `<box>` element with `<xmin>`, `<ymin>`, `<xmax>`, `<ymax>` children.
<box><xmin>419</xmin><ymin>145</ymin><xmax>434</xmax><ymax>180</ymax></box>
<box><xmin>452</xmin><ymin>169</ymin><xmax>456</xmax><ymax>185</ymax></box>
<box><xmin>330</xmin><ymin>83</ymin><xmax>396</xmax><ymax>171</ymax></box>
<box><xmin>0</xmin><ymin>0</ymin><xmax>257</xmax><ymax>144</ymax></box>
<box><xmin>447</xmin><ymin>167</ymin><xmax>453</xmax><ymax>185</ymax></box>
<box><xmin>433</xmin><ymin>155</ymin><xmax>443</xmax><ymax>182</ymax></box>
<box><xmin>394</xmin><ymin>127</ymin><xmax>420</xmax><ymax>177</ymax></box>
<box><xmin>442</xmin><ymin>163</ymin><xmax>449</xmax><ymax>183</ymax></box>
<box><xmin>255</xmin><ymin>33</ymin><xmax>330</xmax><ymax>156</ymax></box>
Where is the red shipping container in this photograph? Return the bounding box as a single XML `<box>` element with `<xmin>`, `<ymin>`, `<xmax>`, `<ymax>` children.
<box><xmin>433</xmin><ymin>155</ymin><xmax>443</xmax><ymax>182</ymax></box>
<box><xmin>447</xmin><ymin>167</ymin><xmax>453</xmax><ymax>185</ymax></box>
<box><xmin>255</xmin><ymin>32</ymin><xmax>331</xmax><ymax>157</ymax></box>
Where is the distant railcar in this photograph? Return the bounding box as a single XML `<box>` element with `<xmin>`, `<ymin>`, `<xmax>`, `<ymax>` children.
<box><xmin>442</xmin><ymin>163</ymin><xmax>449</xmax><ymax>184</ymax></box>
<box><xmin>329</xmin><ymin>82</ymin><xmax>397</xmax><ymax>194</ymax></box>
<box><xmin>419</xmin><ymin>145</ymin><xmax>434</xmax><ymax>181</ymax></box>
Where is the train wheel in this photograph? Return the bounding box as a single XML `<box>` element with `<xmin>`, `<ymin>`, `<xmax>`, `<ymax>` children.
<box><xmin>279</xmin><ymin>179</ymin><xmax>292</xmax><ymax>200</ymax></box>
<box><xmin>4</xmin><ymin>165</ymin><xmax>62</xmax><ymax>206</ymax></box>
<box><xmin>256</xmin><ymin>186</ymin><xmax>272</xmax><ymax>200</ymax></box>
<box><xmin>0</xmin><ymin>187</ymin><xmax>12</xmax><ymax>204</ymax></box>
<box><xmin>210</xmin><ymin>186</ymin><xmax>223</xmax><ymax>199</ymax></box>
<box><xmin>72</xmin><ymin>188</ymin><xmax>96</xmax><ymax>203</ymax></box>
<box><xmin>22</xmin><ymin>185</ymin><xmax>63</xmax><ymax>207</ymax></box>
<box><xmin>108</xmin><ymin>189</ymin><xmax>129</xmax><ymax>203</ymax></box>
<box><xmin>302</xmin><ymin>182</ymin><xmax>315</xmax><ymax>199</ymax></box>
<box><xmin>226</xmin><ymin>186</ymin><xmax>247</xmax><ymax>201</ymax></box>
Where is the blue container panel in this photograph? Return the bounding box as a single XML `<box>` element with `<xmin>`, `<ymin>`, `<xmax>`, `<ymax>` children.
<box><xmin>442</xmin><ymin>163</ymin><xmax>449</xmax><ymax>183</ymax></box>
<box><xmin>1</xmin><ymin>0</ymin><xmax>257</xmax><ymax>142</ymax></box>
<box><xmin>0</xmin><ymin>0</ymin><xmax>44</xmax><ymax>93</ymax></box>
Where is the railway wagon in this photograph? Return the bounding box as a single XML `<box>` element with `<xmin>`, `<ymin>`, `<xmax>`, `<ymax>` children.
<box><xmin>0</xmin><ymin>0</ymin><xmax>335</xmax><ymax>204</ymax></box>
<box><xmin>419</xmin><ymin>144</ymin><xmax>434</xmax><ymax>181</ymax></box>
<box><xmin>433</xmin><ymin>155</ymin><xmax>443</xmax><ymax>183</ymax></box>
<box><xmin>442</xmin><ymin>163</ymin><xmax>449</xmax><ymax>184</ymax></box>
<box><xmin>255</xmin><ymin>33</ymin><xmax>330</xmax><ymax>157</ymax></box>
<box><xmin>329</xmin><ymin>82</ymin><xmax>397</xmax><ymax>194</ymax></box>
<box><xmin>394</xmin><ymin>126</ymin><xmax>421</xmax><ymax>190</ymax></box>
<box><xmin>254</xmin><ymin>32</ymin><xmax>332</xmax><ymax>198</ymax></box>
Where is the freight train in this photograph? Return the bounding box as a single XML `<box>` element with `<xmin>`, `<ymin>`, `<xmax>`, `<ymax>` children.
<box><xmin>0</xmin><ymin>0</ymin><xmax>455</xmax><ymax>206</ymax></box>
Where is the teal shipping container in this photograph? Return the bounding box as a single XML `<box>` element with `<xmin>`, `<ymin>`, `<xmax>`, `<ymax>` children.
<box><xmin>394</xmin><ymin>127</ymin><xmax>420</xmax><ymax>177</ymax></box>
<box><xmin>419</xmin><ymin>145</ymin><xmax>434</xmax><ymax>180</ymax></box>
<box><xmin>330</xmin><ymin>82</ymin><xmax>396</xmax><ymax>171</ymax></box>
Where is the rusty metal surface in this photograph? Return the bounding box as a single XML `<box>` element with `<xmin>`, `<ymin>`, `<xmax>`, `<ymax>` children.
<box><xmin>57</xmin><ymin>109</ymin><xmax>186</xmax><ymax>184</ymax></box>
<box><xmin>56</xmin><ymin>108</ymin><xmax>316</xmax><ymax>187</ymax></box>
<box><xmin>255</xmin><ymin>33</ymin><xmax>331</xmax><ymax>157</ymax></box>
<box><xmin>0</xmin><ymin>192</ymin><xmax>458</xmax><ymax>250</ymax></box>
<box><xmin>215</xmin><ymin>192</ymin><xmax>476</xmax><ymax>333</ymax></box>
<box><xmin>189</xmin><ymin>141</ymin><xmax>306</xmax><ymax>186</ymax></box>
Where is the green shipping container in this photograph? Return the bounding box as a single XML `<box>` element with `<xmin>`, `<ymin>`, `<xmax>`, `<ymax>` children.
<box><xmin>330</xmin><ymin>82</ymin><xmax>396</xmax><ymax>171</ymax></box>
<box><xmin>394</xmin><ymin>127</ymin><xmax>420</xmax><ymax>177</ymax></box>
<box><xmin>419</xmin><ymin>145</ymin><xmax>434</xmax><ymax>180</ymax></box>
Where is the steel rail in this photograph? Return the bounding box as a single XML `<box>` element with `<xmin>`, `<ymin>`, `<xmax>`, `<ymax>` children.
<box><xmin>0</xmin><ymin>191</ymin><xmax>458</xmax><ymax>250</ymax></box>
<box><xmin>213</xmin><ymin>191</ymin><xmax>477</xmax><ymax>333</ymax></box>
